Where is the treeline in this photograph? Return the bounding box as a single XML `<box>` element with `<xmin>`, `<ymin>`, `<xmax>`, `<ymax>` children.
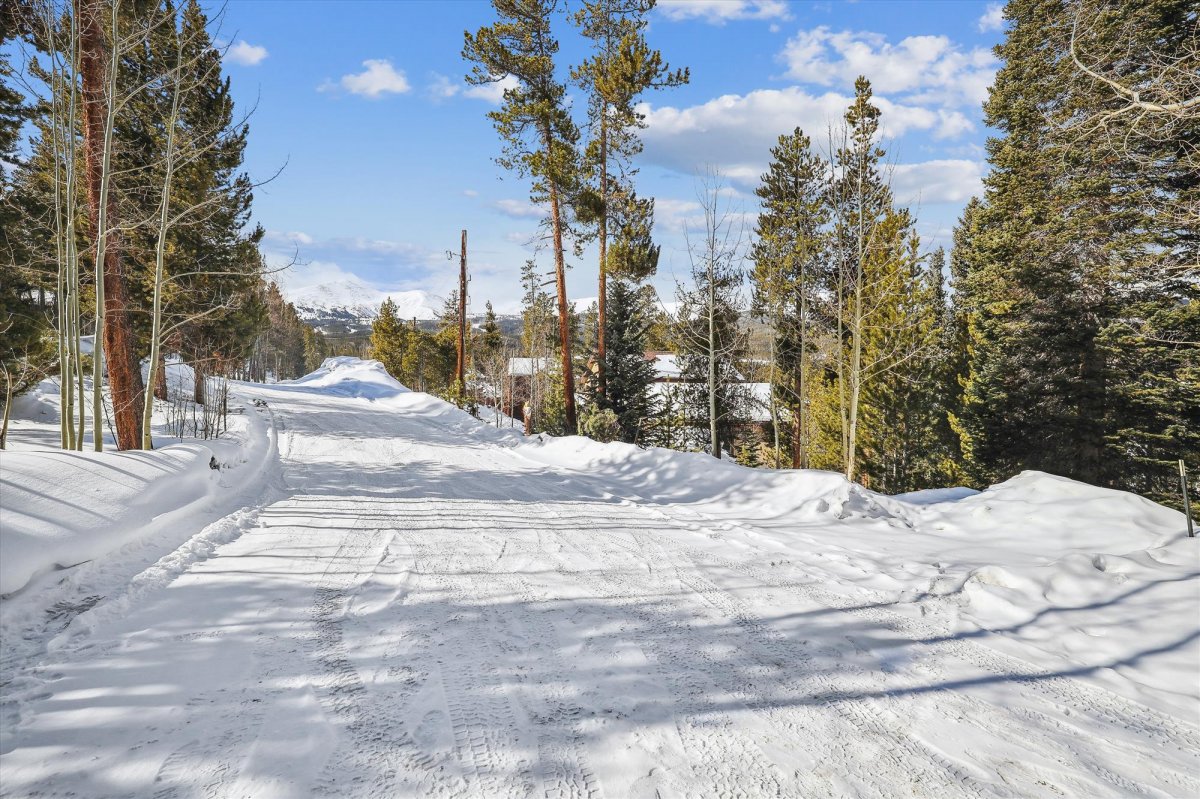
<box><xmin>445</xmin><ymin>0</ymin><xmax>1195</xmax><ymax>507</ymax></box>
<box><xmin>0</xmin><ymin>0</ymin><xmax>304</xmax><ymax>449</ymax></box>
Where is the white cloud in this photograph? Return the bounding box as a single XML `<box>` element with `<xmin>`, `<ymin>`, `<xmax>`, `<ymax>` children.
<box><xmin>890</xmin><ymin>159</ymin><xmax>984</xmax><ymax>205</ymax></box>
<box><xmin>779</xmin><ymin>27</ymin><xmax>997</xmax><ymax>107</ymax></box>
<box><xmin>321</xmin><ymin>59</ymin><xmax>411</xmax><ymax>99</ymax></box>
<box><xmin>264</xmin><ymin>229</ymin><xmax>314</xmax><ymax>247</ymax></box>
<box><xmin>652</xmin><ymin>198</ymin><xmax>703</xmax><ymax>237</ymax></box>
<box><xmin>429</xmin><ymin>73</ymin><xmax>461</xmax><ymax>100</ymax></box>
<box><xmin>463</xmin><ymin>75</ymin><xmax>520</xmax><ymax>105</ymax></box>
<box><xmin>658</xmin><ymin>0</ymin><xmax>790</xmax><ymax>24</ymax></box>
<box><xmin>638</xmin><ymin>87</ymin><xmax>973</xmax><ymax>187</ymax></box>
<box><xmin>492</xmin><ymin>198</ymin><xmax>547</xmax><ymax>220</ymax></box>
<box><xmin>978</xmin><ymin>3</ymin><xmax>1005</xmax><ymax>32</ymax></box>
<box><xmin>462</xmin><ymin>189</ymin><xmax>479</xmax><ymax>197</ymax></box>
<box><xmin>225</xmin><ymin>40</ymin><xmax>268</xmax><ymax>67</ymax></box>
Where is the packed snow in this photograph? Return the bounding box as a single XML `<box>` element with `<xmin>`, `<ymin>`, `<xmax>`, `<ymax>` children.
<box><xmin>1</xmin><ymin>357</ymin><xmax>1196</xmax><ymax>798</ymax></box>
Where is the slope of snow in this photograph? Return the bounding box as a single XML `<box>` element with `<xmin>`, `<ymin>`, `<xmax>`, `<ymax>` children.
<box><xmin>1</xmin><ymin>357</ymin><xmax>1196</xmax><ymax>798</ymax></box>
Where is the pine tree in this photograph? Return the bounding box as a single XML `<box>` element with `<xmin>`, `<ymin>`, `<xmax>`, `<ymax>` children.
<box><xmin>370</xmin><ymin>298</ymin><xmax>407</xmax><ymax>380</ymax></box>
<box><xmin>750</xmin><ymin>127</ymin><xmax>828</xmax><ymax>468</ymax></box>
<box><xmin>572</xmin><ymin>0</ymin><xmax>686</xmax><ymax>396</ymax></box>
<box><xmin>481</xmin><ymin>301</ymin><xmax>503</xmax><ymax>357</ymax></box>
<box><xmin>465</xmin><ymin>0</ymin><xmax>582</xmax><ymax>433</ymax></box>
<box><xmin>955</xmin><ymin>0</ymin><xmax>1198</xmax><ymax>498</ymax></box>
<box><xmin>589</xmin><ymin>279</ymin><xmax>655</xmax><ymax>442</ymax></box>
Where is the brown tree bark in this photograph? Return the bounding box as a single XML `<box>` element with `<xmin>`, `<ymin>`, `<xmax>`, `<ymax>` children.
<box><xmin>154</xmin><ymin>351</ymin><xmax>167</xmax><ymax>401</ymax></box>
<box><xmin>596</xmin><ymin>117</ymin><xmax>607</xmax><ymax>399</ymax></box>
<box><xmin>544</xmin><ymin>127</ymin><xmax>577</xmax><ymax>435</ymax></box>
<box><xmin>79</xmin><ymin>0</ymin><xmax>144</xmax><ymax>449</ymax></box>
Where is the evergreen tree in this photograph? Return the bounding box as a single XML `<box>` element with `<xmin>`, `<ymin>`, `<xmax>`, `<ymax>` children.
<box><xmin>370</xmin><ymin>298</ymin><xmax>407</xmax><ymax>380</ymax></box>
<box><xmin>481</xmin><ymin>300</ymin><xmax>503</xmax><ymax>357</ymax></box>
<box><xmin>819</xmin><ymin>76</ymin><xmax>921</xmax><ymax>482</ymax></box>
<box><xmin>465</xmin><ymin>0</ymin><xmax>582</xmax><ymax>433</ymax></box>
<box><xmin>588</xmin><ymin>278</ymin><xmax>655</xmax><ymax>442</ymax></box>
<box><xmin>572</xmin><ymin>0</ymin><xmax>686</xmax><ymax>396</ymax></box>
<box><xmin>955</xmin><ymin>0</ymin><xmax>1197</xmax><ymax>501</ymax></box>
<box><xmin>750</xmin><ymin>126</ymin><xmax>828</xmax><ymax>468</ymax></box>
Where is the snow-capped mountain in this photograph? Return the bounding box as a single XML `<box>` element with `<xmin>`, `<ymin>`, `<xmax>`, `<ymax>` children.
<box><xmin>285</xmin><ymin>274</ymin><xmax>441</xmax><ymax>332</ymax></box>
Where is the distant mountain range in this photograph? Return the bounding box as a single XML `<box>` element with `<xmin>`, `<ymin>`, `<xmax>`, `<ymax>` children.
<box><xmin>284</xmin><ymin>275</ymin><xmax>442</xmax><ymax>334</ymax></box>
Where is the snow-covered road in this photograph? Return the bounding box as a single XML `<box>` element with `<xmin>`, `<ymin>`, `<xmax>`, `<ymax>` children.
<box><xmin>2</xmin><ymin>363</ymin><xmax>1197</xmax><ymax>798</ymax></box>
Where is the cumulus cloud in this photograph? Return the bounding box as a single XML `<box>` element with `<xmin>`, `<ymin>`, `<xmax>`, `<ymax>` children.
<box><xmin>978</xmin><ymin>3</ymin><xmax>1005</xmax><ymax>32</ymax></box>
<box><xmin>779</xmin><ymin>27</ymin><xmax>997</xmax><ymax>107</ymax></box>
<box><xmin>637</xmin><ymin>87</ymin><xmax>972</xmax><ymax>186</ymax></box>
<box><xmin>658</xmin><ymin>0</ymin><xmax>790</xmax><ymax>24</ymax></box>
<box><xmin>263</xmin><ymin>231</ymin><xmax>444</xmax><ymax>272</ymax></box>
<box><xmin>890</xmin><ymin>159</ymin><xmax>984</xmax><ymax>205</ymax></box>
<box><xmin>224</xmin><ymin>40</ymin><xmax>268</xmax><ymax>66</ymax></box>
<box><xmin>463</xmin><ymin>75</ymin><xmax>520</xmax><ymax>104</ymax></box>
<box><xmin>492</xmin><ymin>198</ymin><xmax>547</xmax><ymax>220</ymax></box>
<box><xmin>264</xmin><ymin>229</ymin><xmax>314</xmax><ymax>247</ymax></box>
<box><xmin>321</xmin><ymin>59</ymin><xmax>411</xmax><ymax>98</ymax></box>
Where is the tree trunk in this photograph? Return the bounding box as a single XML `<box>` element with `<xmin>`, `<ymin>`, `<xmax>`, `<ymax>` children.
<box><xmin>597</xmin><ymin>115</ymin><xmax>608</xmax><ymax>399</ymax></box>
<box><xmin>1</xmin><ymin>367</ymin><xmax>12</xmax><ymax>450</ymax></box>
<box><xmin>544</xmin><ymin>126</ymin><xmax>577</xmax><ymax>435</ymax></box>
<box><xmin>708</xmin><ymin>254</ymin><xmax>719</xmax><ymax>459</ymax></box>
<box><xmin>456</xmin><ymin>229</ymin><xmax>467</xmax><ymax>392</ymax></box>
<box><xmin>154</xmin><ymin>352</ymin><xmax>168</xmax><ymax>400</ymax></box>
<box><xmin>193</xmin><ymin>360</ymin><xmax>206</xmax><ymax>405</ymax></box>
<box><xmin>80</xmin><ymin>0</ymin><xmax>143</xmax><ymax>451</ymax></box>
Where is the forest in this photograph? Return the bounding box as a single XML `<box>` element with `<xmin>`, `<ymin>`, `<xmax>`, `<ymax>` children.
<box><xmin>2</xmin><ymin>0</ymin><xmax>1197</xmax><ymax>509</ymax></box>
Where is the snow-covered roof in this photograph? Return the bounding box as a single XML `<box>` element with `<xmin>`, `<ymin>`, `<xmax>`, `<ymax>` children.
<box><xmin>646</xmin><ymin>352</ymin><xmax>682</xmax><ymax>380</ymax></box>
<box><xmin>508</xmin><ymin>357</ymin><xmax>552</xmax><ymax>377</ymax></box>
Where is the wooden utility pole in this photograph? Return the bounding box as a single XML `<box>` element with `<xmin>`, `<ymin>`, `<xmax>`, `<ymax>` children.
<box><xmin>457</xmin><ymin>229</ymin><xmax>467</xmax><ymax>392</ymax></box>
<box><xmin>1181</xmin><ymin>460</ymin><xmax>1194</xmax><ymax>538</ymax></box>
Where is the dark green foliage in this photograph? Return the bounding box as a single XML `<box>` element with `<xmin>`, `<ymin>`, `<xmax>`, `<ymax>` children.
<box><xmin>749</xmin><ymin>126</ymin><xmax>827</xmax><ymax>468</ymax></box>
<box><xmin>370</xmin><ymin>296</ymin><xmax>455</xmax><ymax>394</ymax></box>
<box><xmin>587</xmin><ymin>279</ymin><xmax>655</xmax><ymax>442</ymax></box>
<box><xmin>481</xmin><ymin>301</ymin><xmax>503</xmax><ymax>357</ymax></box>
<box><xmin>955</xmin><ymin>0</ymin><xmax>1198</xmax><ymax>503</ymax></box>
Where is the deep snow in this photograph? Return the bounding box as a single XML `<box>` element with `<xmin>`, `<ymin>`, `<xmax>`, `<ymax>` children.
<box><xmin>0</xmin><ymin>357</ymin><xmax>1196</xmax><ymax>798</ymax></box>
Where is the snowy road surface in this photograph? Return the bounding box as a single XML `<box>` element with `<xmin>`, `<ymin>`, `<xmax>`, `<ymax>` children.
<box><xmin>2</xmin><ymin>363</ymin><xmax>1198</xmax><ymax>798</ymax></box>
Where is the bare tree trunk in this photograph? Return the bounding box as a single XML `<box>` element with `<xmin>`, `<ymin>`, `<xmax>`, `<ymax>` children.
<box><xmin>707</xmin><ymin>249</ymin><xmax>719</xmax><ymax>459</ymax></box>
<box><xmin>193</xmin><ymin>360</ymin><xmax>206</xmax><ymax>405</ymax></box>
<box><xmin>597</xmin><ymin>115</ymin><xmax>608</xmax><ymax>399</ymax></box>
<box><xmin>143</xmin><ymin>59</ymin><xmax>183</xmax><ymax>450</ymax></box>
<box><xmin>80</xmin><ymin>0</ymin><xmax>144</xmax><ymax>451</ymax></box>
<box><xmin>456</xmin><ymin>229</ymin><xmax>467</xmax><ymax>393</ymax></box>
<box><xmin>1</xmin><ymin>366</ymin><xmax>11</xmax><ymax>450</ymax></box>
<box><xmin>544</xmin><ymin>125</ymin><xmax>577</xmax><ymax>435</ymax></box>
<box><xmin>154</xmin><ymin>352</ymin><xmax>167</xmax><ymax>400</ymax></box>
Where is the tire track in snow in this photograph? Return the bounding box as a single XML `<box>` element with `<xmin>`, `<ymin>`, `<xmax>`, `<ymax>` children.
<box><xmin>397</xmin><ymin>497</ymin><xmax>603</xmax><ymax>799</ymax></box>
<box><xmin>625</xmin><ymin>502</ymin><xmax>1199</xmax><ymax>797</ymax></box>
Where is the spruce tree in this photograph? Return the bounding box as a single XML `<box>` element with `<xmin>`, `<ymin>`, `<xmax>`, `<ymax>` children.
<box><xmin>589</xmin><ymin>278</ymin><xmax>655</xmax><ymax>442</ymax></box>
<box><xmin>465</xmin><ymin>0</ymin><xmax>582</xmax><ymax>433</ymax></box>
<box><xmin>750</xmin><ymin>127</ymin><xmax>828</xmax><ymax>468</ymax></box>
<box><xmin>370</xmin><ymin>298</ymin><xmax>407</xmax><ymax>380</ymax></box>
<box><xmin>955</xmin><ymin>0</ymin><xmax>1197</xmax><ymax>498</ymax></box>
<box><xmin>481</xmin><ymin>301</ymin><xmax>503</xmax><ymax>357</ymax></box>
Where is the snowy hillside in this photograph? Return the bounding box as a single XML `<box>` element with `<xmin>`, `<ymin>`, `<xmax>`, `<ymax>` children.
<box><xmin>285</xmin><ymin>275</ymin><xmax>441</xmax><ymax>330</ymax></box>
<box><xmin>1</xmin><ymin>357</ymin><xmax>1196</xmax><ymax>798</ymax></box>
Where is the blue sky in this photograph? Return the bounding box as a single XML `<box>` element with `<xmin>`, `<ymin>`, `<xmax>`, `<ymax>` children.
<box><xmin>214</xmin><ymin>0</ymin><xmax>1008</xmax><ymax>314</ymax></box>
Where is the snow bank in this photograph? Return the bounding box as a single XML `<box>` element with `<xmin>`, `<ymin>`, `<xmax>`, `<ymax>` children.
<box><xmin>284</xmin><ymin>356</ymin><xmax>411</xmax><ymax>399</ymax></box>
<box><xmin>518</xmin><ymin>434</ymin><xmax>885</xmax><ymax>521</ymax></box>
<box><xmin>0</xmin><ymin>445</ymin><xmax>221</xmax><ymax>595</ymax></box>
